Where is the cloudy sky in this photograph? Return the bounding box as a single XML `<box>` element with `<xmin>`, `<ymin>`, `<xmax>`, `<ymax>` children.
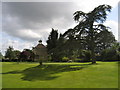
<box><xmin>1</xmin><ymin>0</ymin><xmax>119</xmax><ymax>55</ymax></box>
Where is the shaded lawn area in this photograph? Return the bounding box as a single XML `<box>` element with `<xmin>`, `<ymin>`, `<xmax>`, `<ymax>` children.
<box><xmin>1</xmin><ymin>62</ymin><xmax>118</xmax><ymax>88</ymax></box>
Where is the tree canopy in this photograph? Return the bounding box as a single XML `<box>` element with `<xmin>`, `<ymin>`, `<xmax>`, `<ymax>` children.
<box><xmin>63</xmin><ymin>4</ymin><xmax>112</xmax><ymax>64</ymax></box>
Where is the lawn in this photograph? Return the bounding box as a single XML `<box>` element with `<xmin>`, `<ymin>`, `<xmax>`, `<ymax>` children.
<box><xmin>1</xmin><ymin>61</ymin><xmax>118</xmax><ymax>88</ymax></box>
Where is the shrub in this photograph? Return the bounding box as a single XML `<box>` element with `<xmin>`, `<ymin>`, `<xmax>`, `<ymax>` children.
<box><xmin>82</xmin><ymin>50</ymin><xmax>91</xmax><ymax>62</ymax></box>
<box><xmin>74</xmin><ymin>58</ymin><xmax>82</xmax><ymax>62</ymax></box>
<box><xmin>62</xmin><ymin>57</ymin><xmax>69</xmax><ymax>62</ymax></box>
<box><xmin>100</xmin><ymin>48</ymin><xmax>119</xmax><ymax>61</ymax></box>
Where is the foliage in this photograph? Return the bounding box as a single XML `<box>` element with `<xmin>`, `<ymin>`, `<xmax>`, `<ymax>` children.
<box><xmin>74</xmin><ymin>58</ymin><xmax>82</xmax><ymax>62</ymax></box>
<box><xmin>62</xmin><ymin>57</ymin><xmax>69</xmax><ymax>62</ymax></box>
<box><xmin>94</xmin><ymin>30</ymin><xmax>116</xmax><ymax>53</ymax></box>
<box><xmin>100</xmin><ymin>42</ymin><xmax>119</xmax><ymax>61</ymax></box>
<box><xmin>13</xmin><ymin>50</ymin><xmax>21</xmax><ymax>59</ymax></box>
<box><xmin>46</xmin><ymin>28</ymin><xmax>59</xmax><ymax>61</ymax></box>
<box><xmin>63</xmin><ymin>4</ymin><xmax>112</xmax><ymax>64</ymax></box>
<box><xmin>82</xmin><ymin>50</ymin><xmax>91</xmax><ymax>62</ymax></box>
<box><xmin>19</xmin><ymin>49</ymin><xmax>35</xmax><ymax>62</ymax></box>
<box><xmin>5</xmin><ymin>46</ymin><xmax>16</xmax><ymax>60</ymax></box>
<box><xmin>46</xmin><ymin>28</ymin><xmax>58</xmax><ymax>53</ymax></box>
<box><xmin>0</xmin><ymin>52</ymin><xmax>4</xmax><ymax>60</ymax></box>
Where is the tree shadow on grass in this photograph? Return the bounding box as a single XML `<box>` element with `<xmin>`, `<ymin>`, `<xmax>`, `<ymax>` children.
<box><xmin>2</xmin><ymin>63</ymin><xmax>91</xmax><ymax>81</ymax></box>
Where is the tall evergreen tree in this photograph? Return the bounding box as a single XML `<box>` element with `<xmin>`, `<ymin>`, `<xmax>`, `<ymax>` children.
<box><xmin>64</xmin><ymin>4</ymin><xmax>112</xmax><ymax>64</ymax></box>
<box><xmin>46</xmin><ymin>28</ymin><xmax>58</xmax><ymax>61</ymax></box>
<box><xmin>74</xmin><ymin>4</ymin><xmax>111</xmax><ymax>64</ymax></box>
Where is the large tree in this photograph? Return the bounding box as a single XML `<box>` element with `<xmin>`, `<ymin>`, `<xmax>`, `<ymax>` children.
<box><xmin>13</xmin><ymin>50</ymin><xmax>21</xmax><ymax>60</ymax></box>
<box><xmin>46</xmin><ymin>28</ymin><xmax>58</xmax><ymax>61</ymax></box>
<box><xmin>5</xmin><ymin>46</ymin><xmax>16</xmax><ymax>61</ymax></box>
<box><xmin>74</xmin><ymin>4</ymin><xmax>111</xmax><ymax>64</ymax></box>
<box><xmin>64</xmin><ymin>4</ymin><xmax>112</xmax><ymax>64</ymax></box>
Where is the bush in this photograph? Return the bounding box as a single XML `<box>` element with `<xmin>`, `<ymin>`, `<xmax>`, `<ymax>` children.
<box><xmin>74</xmin><ymin>58</ymin><xmax>82</xmax><ymax>62</ymax></box>
<box><xmin>82</xmin><ymin>50</ymin><xmax>91</xmax><ymax>62</ymax></box>
<box><xmin>62</xmin><ymin>57</ymin><xmax>69</xmax><ymax>62</ymax></box>
<box><xmin>100</xmin><ymin>48</ymin><xmax>119</xmax><ymax>61</ymax></box>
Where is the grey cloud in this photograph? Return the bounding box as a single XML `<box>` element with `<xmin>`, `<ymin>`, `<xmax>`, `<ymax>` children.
<box><xmin>2</xmin><ymin>2</ymin><xmax>78</xmax><ymax>42</ymax></box>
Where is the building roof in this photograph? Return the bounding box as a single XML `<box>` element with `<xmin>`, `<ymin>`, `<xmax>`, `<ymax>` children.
<box><xmin>33</xmin><ymin>43</ymin><xmax>47</xmax><ymax>57</ymax></box>
<box><xmin>35</xmin><ymin>44</ymin><xmax>46</xmax><ymax>49</ymax></box>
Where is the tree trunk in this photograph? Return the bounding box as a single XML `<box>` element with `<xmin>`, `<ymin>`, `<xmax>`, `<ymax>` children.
<box><xmin>90</xmin><ymin>34</ymin><xmax>96</xmax><ymax>64</ymax></box>
<box><xmin>91</xmin><ymin>49</ymin><xmax>96</xmax><ymax>64</ymax></box>
<box><xmin>90</xmin><ymin>22</ymin><xmax>96</xmax><ymax>64</ymax></box>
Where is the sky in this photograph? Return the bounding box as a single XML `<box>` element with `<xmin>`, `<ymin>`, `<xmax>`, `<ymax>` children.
<box><xmin>1</xmin><ymin>0</ymin><xmax>119</xmax><ymax>55</ymax></box>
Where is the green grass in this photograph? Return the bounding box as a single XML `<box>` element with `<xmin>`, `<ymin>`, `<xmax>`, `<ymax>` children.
<box><xmin>1</xmin><ymin>61</ymin><xmax>118</xmax><ymax>88</ymax></box>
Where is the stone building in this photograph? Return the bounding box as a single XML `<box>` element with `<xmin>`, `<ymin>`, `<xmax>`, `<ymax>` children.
<box><xmin>32</xmin><ymin>40</ymin><xmax>47</xmax><ymax>63</ymax></box>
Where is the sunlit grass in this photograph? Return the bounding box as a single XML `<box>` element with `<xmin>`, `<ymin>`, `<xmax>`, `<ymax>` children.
<box><xmin>1</xmin><ymin>61</ymin><xmax>118</xmax><ymax>88</ymax></box>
